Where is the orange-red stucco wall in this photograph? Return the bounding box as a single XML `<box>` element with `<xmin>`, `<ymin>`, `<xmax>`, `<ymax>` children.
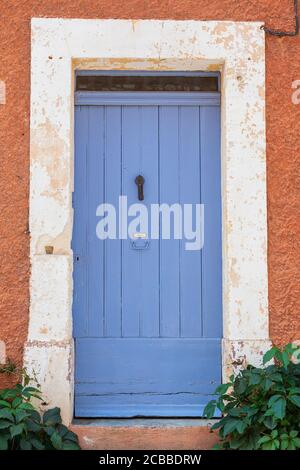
<box><xmin>0</xmin><ymin>1</ymin><xmax>300</xmax><ymax>387</ymax></box>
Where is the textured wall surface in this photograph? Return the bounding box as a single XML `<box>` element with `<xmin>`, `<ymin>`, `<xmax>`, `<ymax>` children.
<box><xmin>0</xmin><ymin>1</ymin><xmax>300</xmax><ymax>389</ymax></box>
<box><xmin>70</xmin><ymin>420</ymin><xmax>219</xmax><ymax>450</ymax></box>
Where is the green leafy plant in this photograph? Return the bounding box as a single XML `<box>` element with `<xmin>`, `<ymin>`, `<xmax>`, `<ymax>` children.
<box><xmin>204</xmin><ymin>343</ymin><xmax>300</xmax><ymax>450</ymax></box>
<box><xmin>0</xmin><ymin>380</ymin><xmax>80</xmax><ymax>450</ymax></box>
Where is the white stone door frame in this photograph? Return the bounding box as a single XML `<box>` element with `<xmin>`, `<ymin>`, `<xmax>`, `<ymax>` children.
<box><xmin>25</xmin><ymin>18</ymin><xmax>270</xmax><ymax>424</ymax></box>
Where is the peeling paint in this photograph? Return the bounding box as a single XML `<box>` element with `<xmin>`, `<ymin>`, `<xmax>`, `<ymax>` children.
<box><xmin>0</xmin><ymin>340</ymin><xmax>6</xmax><ymax>364</ymax></box>
<box><xmin>222</xmin><ymin>339</ymin><xmax>272</xmax><ymax>381</ymax></box>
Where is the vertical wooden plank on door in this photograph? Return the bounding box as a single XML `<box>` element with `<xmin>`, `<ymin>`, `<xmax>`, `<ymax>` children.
<box><xmin>179</xmin><ymin>106</ymin><xmax>202</xmax><ymax>337</ymax></box>
<box><xmin>104</xmin><ymin>106</ymin><xmax>122</xmax><ymax>337</ymax></box>
<box><xmin>73</xmin><ymin>106</ymin><xmax>88</xmax><ymax>337</ymax></box>
<box><xmin>200</xmin><ymin>106</ymin><xmax>222</xmax><ymax>338</ymax></box>
<box><xmin>87</xmin><ymin>106</ymin><xmax>105</xmax><ymax>337</ymax></box>
<box><xmin>121</xmin><ymin>106</ymin><xmax>142</xmax><ymax>337</ymax></box>
<box><xmin>159</xmin><ymin>106</ymin><xmax>180</xmax><ymax>337</ymax></box>
<box><xmin>139</xmin><ymin>106</ymin><xmax>160</xmax><ymax>337</ymax></box>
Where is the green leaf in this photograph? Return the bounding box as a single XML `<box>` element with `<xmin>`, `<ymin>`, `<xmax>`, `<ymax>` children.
<box><xmin>223</xmin><ymin>418</ymin><xmax>240</xmax><ymax>437</ymax></box>
<box><xmin>27</xmin><ymin>394</ymin><xmax>43</xmax><ymax>401</ymax></box>
<box><xmin>44</xmin><ymin>425</ymin><xmax>56</xmax><ymax>437</ymax></box>
<box><xmin>0</xmin><ymin>400</ymin><xmax>11</xmax><ymax>408</ymax></box>
<box><xmin>290</xmin><ymin>430</ymin><xmax>298</xmax><ymax>438</ymax></box>
<box><xmin>62</xmin><ymin>441</ymin><xmax>80</xmax><ymax>450</ymax></box>
<box><xmin>0</xmin><ymin>436</ymin><xmax>9</xmax><ymax>450</ymax></box>
<box><xmin>57</xmin><ymin>424</ymin><xmax>69</xmax><ymax>438</ymax></box>
<box><xmin>281</xmin><ymin>351</ymin><xmax>290</xmax><ymax>369</ymax></box>
<box><xmin>12</xmin><ymin>397</ymin><xmax>22</xmax><ymax>408</ymax></box>
<box><xmin>258</xmin><ymin>435</ymin><xmax>272</xmax><ymax>445</ymax></box>
<box><xmin>28</xmin><ymin>409</ymin><xmax>41</xmax><ymax>421</ymax></box>
<box><xmin>15</xmin><ymin>409</ymin><xmax>30</xmax><ymax>423</ymax></box>
<box><xmin>10</xmin><ymin>423</ymin><xmax>24</xmax><ymax>437</ymax></box>
<box><xmin>263</xmin><ymin>347</ymin><xmax>278</xmax><ymax>365</ymax></box>
<box><xmin>0</xmin><ymin>419</ymin><xmax>11</xmax><ymax>429</ymax></box>
<box><xmin>43</xmin><ymin>407</ymin><xmax>62</xmax><ymax>426</ymax></box>
<box><xmin>215</xmin><ymin>383</ymin><xmax>231</xmax><ymax>395</ymax></box>
<box><xmin>22</xmin><ymin>387</ymin><xmax>41</xmax><ymax>394</ymax></box>
<box><xmin>281</xmin><ymin>438</ymin><xmax>289</xmax><ymax>450</ymax></box>
<box><xmin>20</xmin><ymin>438</ymin><xmax>32</xmax><ymax>450</ymax></box>
<box><xmin>64</xmin><ymin>430</ymin><xmax>79</xmax><ymax>443</ymax></box>
<box><xmin>245</xmin><ymin>407</ymin><xmax>258</xmax><ymax>418</ymax></box>
<box><xmin>284</xmin><ymin>343</ymin><xmax>296</xmax><ymax>355</ymax></box>
<box><xmin>275</xmin><ymin>349</ymin><xmax>284</xmax><ymax>364</ymax></box>
<box><xmin>30</xmin><ymin>437</ymin><xmax>45</xmax><ymax>450</ymax></box>
<box><xmin>263</xmin><ymin>441</ymin><xmax>277</xmax><ymax>450</ymax></box>
<box><xmin>270</xmin><ymin>396</ymin><xmax>286</xmax><ymax>419</ymax></box>
<box><xmin>262</xmin><ymin>378</ymin><xmax>273</xmax><ymax>391</ymax></box>
<box><xmin>292</xmin><ymin>438</ymin><xmax>300</xmax><ymax>448</ymax></box>
<box><xmin>227</xmin><ymin>408</ymin><xmax>243</xmax><ymax>417</ymax></box>
<box><xmin>212</xmin><ymin>443</ymin><xmax>223</xmax><ymax>450</ymax></box>
<box><xmin>268</xmin><ymin>394</ymin><xmax>282</xmax><ymax>406</ymax></box>
<box><xmin>263</xmin><ymin>415</ymin><xmax>276</xmax><ymax>430</ymax></box>
<box><xmin>26</xmin><ymin>419</ymin><xmax>41</xmax><ymax>433</ymax></box>
<box><xmin>0</xmin><ymin>408</ymin><xmax>14</xmax><ymax>422</ymax></box>
<box><xmin>273</xmin><ymin>439</ymin><xmax>280</xmax><ymax>449</ymax></box>
<box><xmin>211</xmin><ymin>420</ymin><xmax>222</xmax><ymax>431</ymax></box>
<box><xmin>1</xmin><ymin>389</ymin><xmax>19</xmax><ymax>400</ymax></box>
<box><xmin>235</xmin><ymin>420</ymin><xmax>248</xmax><ymax>434</ymax></box>
<box><xmin>268</xmin><ymin>394</ymin><xmax>287</xmax><ymax>419</ymax></box>
<box><xmin>228</xmin><ymin>437</ymin><xmax>243</xmax><ymax>449</ymax></box>
<box><xmin>289</xmin><ymin>394</ymin><xmax>300</xmax><ymax>408</ymax></box>
<box><xmin>18</xmin><ymin>402</ymin><xmax>34</xmax><ymax>411</ymax></box>
<box><xmin>249</xmin><ymin>373</ymin><xmax>261</xmax><ymax>386</ymax></box>
<box><xmin>269</xmin><ymin>373</ymin><xmax>283</xmax><ymax>383</ymax></box>
<box><xmin>50</xmin><ymin>431</ymin><xmax>63</xmax><ymax>450</ymax></box>
<box><xmin>234</xmin><ymin>378</ymin><xmax>247</xmax><ymax>394</ymax></box>
<box><xmin>217</xmin><ymin>397</ymin><xmax>225</xmax><ymax>413</ymax></box>
<box><xmin>203</xmin><ymin>400</ymin><xmax>216</xmax><ymax>419</ymax></box>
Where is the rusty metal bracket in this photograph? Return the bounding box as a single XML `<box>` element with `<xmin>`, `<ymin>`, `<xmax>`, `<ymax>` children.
<box><xmin>261</xmin><ymin>0</ymin><xmax>299</xmax><ymax>37</ymax></box>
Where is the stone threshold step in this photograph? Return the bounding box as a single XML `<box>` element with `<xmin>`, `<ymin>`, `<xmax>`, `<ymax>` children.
<box><xmin>71</xmin><ymin>419</ymin><xmax>219</xmax><ymax>450</ymax></box>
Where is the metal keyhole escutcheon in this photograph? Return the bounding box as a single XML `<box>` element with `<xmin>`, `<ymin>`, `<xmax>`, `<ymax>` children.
<box><xmin>135</xmin><ymin>175</ymin><xmax>145</xmax><ymax>201</ymax></box>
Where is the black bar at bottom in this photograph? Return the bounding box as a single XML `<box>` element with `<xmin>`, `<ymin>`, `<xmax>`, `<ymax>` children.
<box><xmin>0</xmin><ymin>450</ymin><xmax>298</xmax><ymax>466</ymax></box>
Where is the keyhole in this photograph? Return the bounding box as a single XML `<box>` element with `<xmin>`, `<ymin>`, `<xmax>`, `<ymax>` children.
<box><xmin>135</xmin><ymin>175</ymin><xmax>145</xmax><ymax>201</ymax></box>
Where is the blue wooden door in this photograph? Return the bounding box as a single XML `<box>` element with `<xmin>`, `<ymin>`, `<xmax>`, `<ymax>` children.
<box><xmin>73</xmin><ymin>92</ymin><xmax>222</xmax><ymax>417</ymax></box>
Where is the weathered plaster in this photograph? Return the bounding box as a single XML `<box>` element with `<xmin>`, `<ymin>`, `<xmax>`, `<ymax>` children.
<box><xmin>0</xmin><ymin>340</ymin><xmax>6</xmax><ymax>364</ymax></box>
<box><xmin>0</xmin><ymin>81</ymin><xmax>5</xmax><ymax>105</ymax></box>
<box><xmin>25</xmin><ymin>18</ymin><xmax>269</xmax><ymax>424</ymax></box>
<box><xmin>222</xmin><ymin>339</ymin><xmax>271</xmax><ymax>380</ymax></box>
<box><xmin>25</xmin><ymin>341</ymin><xmax>74</xmax><ymax>423</ymax></box>
<box><xmin>27</xmin><ymin>255</ymin><xmax>72</xmax><ymax>342</ymax></box>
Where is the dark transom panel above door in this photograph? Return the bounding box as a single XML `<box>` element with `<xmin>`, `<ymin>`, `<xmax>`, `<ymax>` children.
<box><xmin>72</xmin><ymin>83</ymin><xmax>222</xmax><ymax>417</ymax></box>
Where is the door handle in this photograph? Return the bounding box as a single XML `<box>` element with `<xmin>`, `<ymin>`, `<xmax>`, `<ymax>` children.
<box><xmin>135</xmin><ymin>175</ymin><xmax>145</xmax><ymax>201</ymax></box>
<box><xmin>131</xmin><ymin>239</ymin><xmax>150</xmax><ymax>250</ymax></box>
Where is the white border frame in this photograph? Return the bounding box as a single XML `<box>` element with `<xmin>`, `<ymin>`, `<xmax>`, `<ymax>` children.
<box><xmin>25</xmin><ymin>19</ymin><xmax>270</xmax><ymax>424</ymax></box>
